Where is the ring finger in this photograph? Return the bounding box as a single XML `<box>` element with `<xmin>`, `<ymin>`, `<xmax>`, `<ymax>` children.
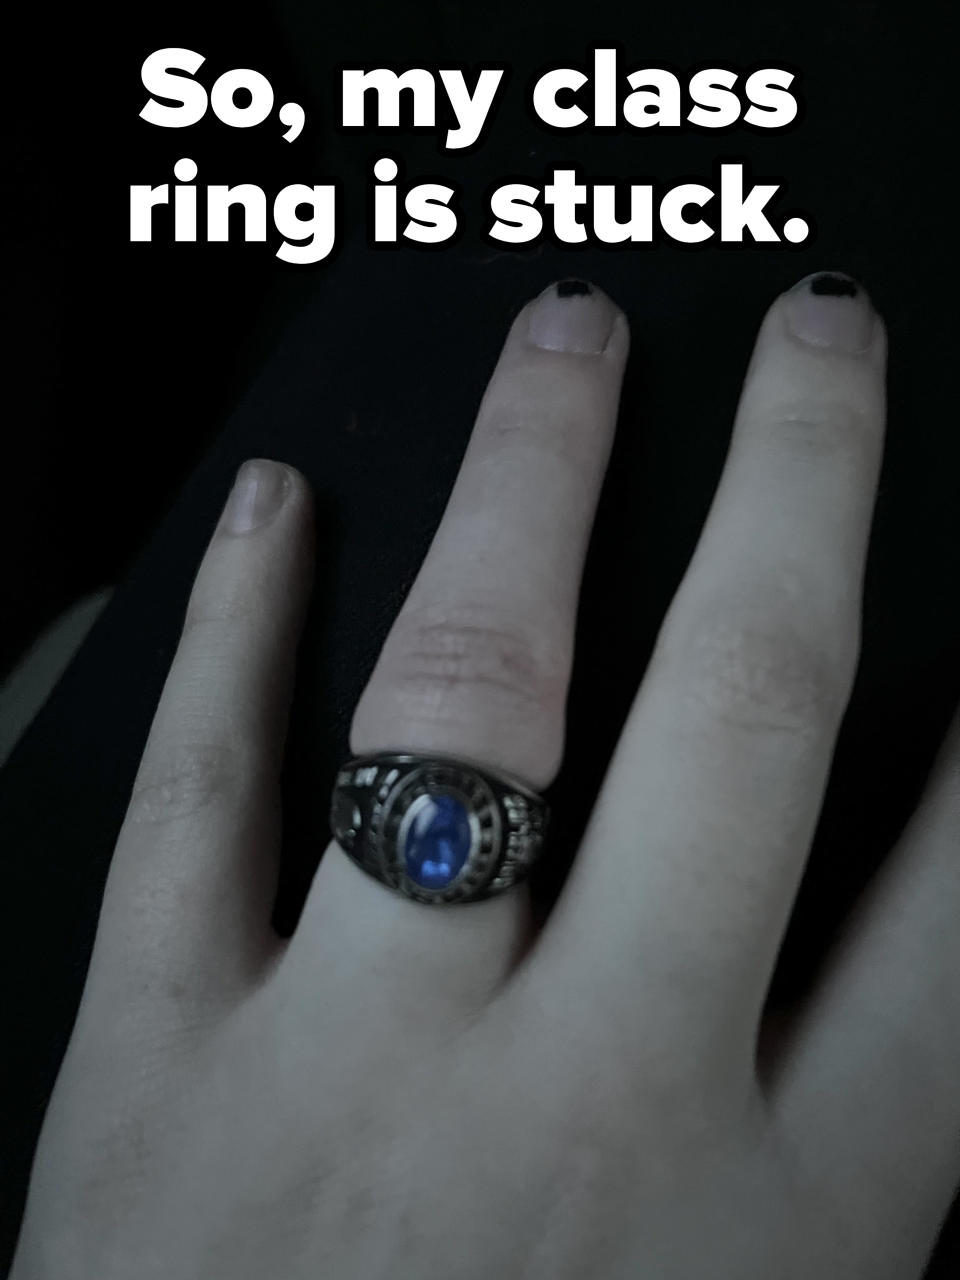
<box><xmin>283</xmin><ymin>280</ymin><xmax>629</xmax><ymax>1020</ymax></box>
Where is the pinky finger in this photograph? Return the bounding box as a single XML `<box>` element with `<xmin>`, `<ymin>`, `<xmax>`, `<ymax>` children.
<box><xmin>84</xmin><ymin>460</ymin><xmax>314</xmax><ymax>1020</ymax></box>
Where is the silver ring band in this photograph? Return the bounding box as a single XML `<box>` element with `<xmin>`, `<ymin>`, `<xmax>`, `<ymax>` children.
<box><xmin>330</xmin><ymin>753</ymin><xmax>548</xmax><ymax>904</ymax></box>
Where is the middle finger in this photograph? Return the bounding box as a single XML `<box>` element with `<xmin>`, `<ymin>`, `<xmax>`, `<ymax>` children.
<box><xmin>519</xmin><ymin>273</ymin><xmax>887</xmax><ymax>1065</ymax></box>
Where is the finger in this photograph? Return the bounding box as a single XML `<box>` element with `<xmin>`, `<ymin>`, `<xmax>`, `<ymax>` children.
<box><xmin>768</xmin><ymin>706</ymin><xmax>960</xmax><ymax>1263</ymax></box>
<box><xmin>85</xmin><ymin>460</ymin><xmax>314</xmax><ymax>1018</ymax></box>
<box><xmin>285</xmin><ymin>281</ymin><xmax>630</xmax><ymax>1021</ymax></box>
<box><xmin>516</xmin><ymin>273</ymin><xmax>887</xmax><ymax>1065</ymax></box>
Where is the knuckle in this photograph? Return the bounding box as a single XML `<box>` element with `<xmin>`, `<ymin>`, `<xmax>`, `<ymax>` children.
<box><xmin>669</xmin><ymin>608</ymin><xmax>848</xmax><ymax>740</ymax></box>
<box><xmin>379</xmin><ymin>607</ymin><xmax>570</xmax><ymax>721</ymax></box>
<box><xmin>481</xmin><ymin>398</ymin><xmax>557</xmax><ymax>442</ymax></box>
<box><xmin>478</xmin><ymin>380</ymin><xmax>599</xmax><ymax>465</ymax></box>
<box><xmin>483</xmin><ymin>394</ymin><xmax>569</xmax><ymax>439</ymax></box>
<box><xmin>182</xmin><ymin>579</ymin><xmax>260</xmax><ymax>638</ymax></box>
<box><xmin>126</xmin><ymin>740</ymin><xmax>245</xmax><ymax>827</ymax></box>
<box><xmin>744</xmin><ymin>399</ymin><xmax>877</xmax><ymax>458</ymax></box>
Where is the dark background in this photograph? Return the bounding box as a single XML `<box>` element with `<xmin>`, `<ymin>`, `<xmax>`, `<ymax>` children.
<box><xmin>2</xmin><ymin>0</ymin><xmax>958</xmax><ymax>1273</ymax></box>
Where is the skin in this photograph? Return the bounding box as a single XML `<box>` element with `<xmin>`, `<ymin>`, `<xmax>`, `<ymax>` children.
<box><xmin>10</xmin><ymin>277</ymin><xmax>959</xmax><ymax>1279</ymax></box>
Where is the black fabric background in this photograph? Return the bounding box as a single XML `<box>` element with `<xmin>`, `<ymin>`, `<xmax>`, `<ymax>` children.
<box><xmin>2</xmin><ymin>1</ymin><xmax>958</xmax><ymax>1273</ymax></box>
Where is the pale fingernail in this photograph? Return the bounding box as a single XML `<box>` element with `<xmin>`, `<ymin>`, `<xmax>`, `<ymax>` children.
<box><xmin>526</xmin><ymin>279</ymin><xmax>617</xmax><ymax>355</ymax></box>
<box><xmin>223</xmin><ymin>459</ymin><xmax>290</xmax><ymax>535</ymax></box>
<box><xmin>783</xmin><ymin>271</ymin><xmax>877</xmax><ymax>354</ymax></box>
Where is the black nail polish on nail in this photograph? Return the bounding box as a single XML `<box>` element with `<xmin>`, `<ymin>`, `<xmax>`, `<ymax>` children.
<box><xmin>527</xmin><ymin>280</ymin><xmax>615</xmax><ymax>353</ymax></box>
<box><xmin>555</xmin><ymin>279</ymin><xmax>593</xmax><ymax>298</ymax></box>
<box><xmin>784</xmin><ymin>271</ymin><xmax>875</xmax><ymax>353</ymax></box>
<box><xmin>809</xmin><ymin>272</ymin><xmax>859</xmax><ymax>299</ymax></box>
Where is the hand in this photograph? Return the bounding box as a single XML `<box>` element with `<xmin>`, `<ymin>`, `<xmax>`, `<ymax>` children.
<box><xmin>12</xmin><ymin>275</ymin><xmax>959</xmax><ymax>1279</ymax></box>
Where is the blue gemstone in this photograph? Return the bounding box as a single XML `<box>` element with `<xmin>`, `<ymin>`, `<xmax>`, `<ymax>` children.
<box><xmin>402</xmin><ymin>794</ymin><xmax>472</xmax><ymax>889</ymax></box>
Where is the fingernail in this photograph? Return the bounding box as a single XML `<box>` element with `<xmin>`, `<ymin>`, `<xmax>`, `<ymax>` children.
<box><xmin>526</xmin><ymin>279</ymin><xmax>616</xmax><ymax>354</ymax></box>
<box><xmin>223</xmin><ymin>459</ymin><xmax>289</xmax><ymax>535</ymax></box>
<box><xmin>783</xmin><ymin>272</ymin><xmax>876</xmax><ymax>354</ymax></box>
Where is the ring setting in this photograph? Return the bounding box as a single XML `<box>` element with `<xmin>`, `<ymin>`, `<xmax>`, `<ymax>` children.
<box><xmin>330</xmin><ymin>753</ymin><xmax>548</xmax><ymax>904</ymax></box>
